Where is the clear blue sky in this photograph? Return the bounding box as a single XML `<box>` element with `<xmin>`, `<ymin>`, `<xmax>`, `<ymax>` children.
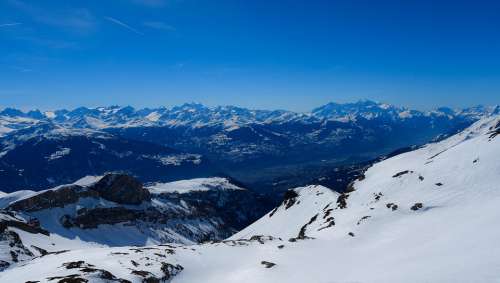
<box><xmin>0</xmin><ymin>0</ymin><xmax>499</xmax><ymax>111</ymax></box>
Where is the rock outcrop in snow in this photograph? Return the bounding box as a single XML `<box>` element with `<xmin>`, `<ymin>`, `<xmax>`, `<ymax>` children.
<box><xmin>0</xmin><ymin>174</ymin><xmax>269</xmax><ymax>270</ymax></box>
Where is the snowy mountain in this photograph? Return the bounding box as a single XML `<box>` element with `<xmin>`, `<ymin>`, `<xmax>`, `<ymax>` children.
<box><xmin>1</xmin><ymin>100</ymin><xmax>494</xmax><ymax>192</ymax></box>
<box><xmin>0</xmin><ymin>114</ymin><xmax>498</xmax><ymax>282</ymax></box>
<box><xmin>0</xmin><ymin>174</ymin><xmax>269</xmax><ymax>271</ymax></box>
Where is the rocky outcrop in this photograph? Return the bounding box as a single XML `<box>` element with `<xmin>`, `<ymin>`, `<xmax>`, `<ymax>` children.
<box><xmin>8</xmin><ymin>185</ymin><xmax>98</xmax><ymax>212</ymax></box>
<box><xmin>90</xmin><ymin>174</ymin><xmax>150</xmax><ymax>205</ymax></box>
<box><xmin>5</xmin><ymin>175</ymin><xmax>268</xmax><ymax>245</ymax></box>
<box><xmin>67</xmin><ymin>207</ymin><xmax>142</xmax><ymax>229</ymax></box>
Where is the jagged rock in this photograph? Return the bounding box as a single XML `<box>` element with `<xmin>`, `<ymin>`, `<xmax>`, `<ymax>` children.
<box><xmin>489</xmin><ymin>120</ymin><xmax>500</xmax><ymax>139</ymax></box>
<box><xmin>0</xmin><ymin>260</ymin><xmax>10</xmax><ymax>271</ymax></box>
<box><xmin>392</xmin><ymin>170</ymin><xmax>413</xmax><ymax>178</ymax></box>
<box><xmin>161</xmin><ymin>262</ymin><xmax>184</xmax><ymax>280</ymax></box>
<box><xmin>90</xmin><ymin>174</ymin><xmax>150</xmax><ymax>205</ymax></box>
<box><xmin>283</xmin><ymin>190</ymin><xmax>299</xmax><ymax>210</ymax></box>
<box><xmin>261</xmin><ymin>261</ymin><xmax>276</xmax><ymax>268</ymax></box>
<box><xmin>337</xmin><ymin>193</ymin><xmax>349</xmax><ymax>209</ymax></box>
<box><xmin>411</xmin><ymin>203</ymin><xmax>423</xmax><ymax>211</ymax></box>
<box><xmin>297</xmin><ymin>214</ymin><xmax>318</xmax><ymax>239</ymax></box>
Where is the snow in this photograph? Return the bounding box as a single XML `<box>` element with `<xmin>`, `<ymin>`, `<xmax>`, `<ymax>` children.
<box><xmin>0</xmin><ymin>125</ymin><xmax>13</xmax><ymax>136</ymax></box>
<box><xmin>147</xmin><ymin>177</ymin><xmax>245</xmax><ymax>194</ymax></box>
<box><xmin>73</xmin><ymin>175</ymin><xmax>104</xmax><ymax>186</ymax></box>
<box><xmin>1</xmin><ymin>115</ymin><xmax>499</xmax><ymax>282</ymax></box>
<box><xmin>231</xmin><ymin>185</ymin><xmax>338</xmax><ymax>240</ymax></box>
<box><xmin>398</xmin><ymin>110</ymin><xmax>413</xmax><ymax>118</ymax></box>
<box><xmin>44</xmin><ymin>111</ymin><xmax>55</xmax><ymax>119</ymax></box>
<box><xmin>46</xmin><ymin>147</ymin><xmax>71</xmax><ymax>161</ymax></box>
<box><xmin>145</xmin><ymin>111</ymin><xmax>161</xmax><ymax>122</ymax></box>
<box><xmin>145</xmin><ymin>153</ymin><xmax>202</xmax><ymax>166</ymax></box>
<box><xmin>0</xmin><ymin>190</ymin><xmax>36</xmax><ymax>208</ymax></box>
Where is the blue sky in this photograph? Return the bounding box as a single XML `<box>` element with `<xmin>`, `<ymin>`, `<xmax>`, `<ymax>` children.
<box><xmin>0</xmin><ymin>0</ymin><xmax>499</xmax><ymax>111</ymax></box>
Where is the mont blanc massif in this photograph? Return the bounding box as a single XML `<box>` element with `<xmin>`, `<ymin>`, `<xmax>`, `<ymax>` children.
<box><xmin>0</xmin><ymin>100</ymin><xmax>499</xmax><ymax>283</ymax></box>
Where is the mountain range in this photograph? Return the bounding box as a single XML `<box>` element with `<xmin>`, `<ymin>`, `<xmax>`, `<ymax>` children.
<box><xmin>0</xmin><ymin>100</ymin><xmax>498</xmax><ymax>194</ymax></box>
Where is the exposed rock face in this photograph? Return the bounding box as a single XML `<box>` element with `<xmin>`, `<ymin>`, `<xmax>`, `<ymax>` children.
<box><xmin>4</xmin><ymin>175</ymin><xmax>268</xmax><ymax>245</ymax></box>
<box><xmin>69</xmin><ymin>207</ymin><xmax>141</xmax><ymax>229</ymax></box>
<box><xmin>0</xmin><ymin>211</ymin><xmax>49</xmax><ymax>269</ymax></box>
<box><xmin>90</xmin><ymin>174</ymin><xmax>151</xmax><ymax>205</ymax></box>
<box><xmin>8</xmin><ymin>185</ymin><xmax>98</xmax><ymax>212</ymax></box>
<box><xmin>283</xmin><ymin>190</ymin><xmax>299</xmax><ymax>209</ymax></box>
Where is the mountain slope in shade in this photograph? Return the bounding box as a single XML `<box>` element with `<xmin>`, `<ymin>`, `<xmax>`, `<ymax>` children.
<box><xmin>1</xmin><ymin>115</ymin><xmax>499</xmax><ymax>282</ymax></box>
<box><xmin>0</xmin><ymin>126</ymin><xmax>216</xmax><ymax>192</ymax></box>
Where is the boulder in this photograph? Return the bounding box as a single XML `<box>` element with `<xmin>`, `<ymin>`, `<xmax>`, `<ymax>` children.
<box><xmin>90</xmin><ymin>174</ymin><xmax>150</xmax><ymax>205</ymax></box>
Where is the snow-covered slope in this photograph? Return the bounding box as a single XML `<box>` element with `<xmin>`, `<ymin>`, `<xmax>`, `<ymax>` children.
<box><xmin>231</xmin><ymin>185</ymin><xmax>339</xmax><ymax>240</ymax></box>
<box><xmin>0</xmin><ymin>190</ymin><xmax>36</xmax><ymax>209</ymax></box>
<box><xmin>146</xmin><ymin>177</ymin><xmax>244</xmax><ymax>194</ymax></box>
<box><xmin>1</xmin><ymin>115</ymin><xmax>499</xmax><ymax>282</ymax></box>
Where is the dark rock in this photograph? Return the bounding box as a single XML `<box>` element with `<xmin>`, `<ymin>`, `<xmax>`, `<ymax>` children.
<box><xmin>392</xmin><ymin>170</ymin><xmax>413</xmax><ymax>178</ymax></box>
<box><xmin>348</xmin><ymin>232</ymin><xmax>355</xmax><ymax>237</ymax></box>
<box><xmin>337</xmin><ymin>193</ymin><xmax>349</xmax><ymax>209</ymax></box>
<box><xmin>161</xmin><ymin>262</ymin><xmax>184</xmax><ymax>280</ymax></box>
<box><xmin>419</xmin><ymin>175</ymin><xmax>424</xmax><ymax>181</ymax></box>
<box><xmin>30</xmin><ymin>245</ymin><xmax>48</xmax><ymax>256</ymax></box>
<box><xmin>0</xmin><ymin>260</ymin><xmax>10</xmax><ymax>271</ymax></box>
<box><xmin>62</xmin><ymin>261</ymin><xmax>93</xmax><ymax>269</ymax></box>
<box><xmin>282</xmin><ymin>190</ymin><xmax>299</xmax><ymax>210</ymax></box>
<box><xmin>489</xmin><ymin>120</ymin><xmax>500</xmax><ymax>139</ymax></box>
<box><xmin>60</xmin><ymin>215</ymin><xmax>74</xmax><ymax>228</ymax></box>
<box><xmin>435</xmin><ymin>183</ymin><xmax>443</xmax><ymax>186</ymax></box>
<box><xmin>70</xmin><ymin>207</ymin><xmax>141</xmax><ymax>229</ymax></box>
<box><xmin>357</xmin><ymin>216</ymin><xmax>371</xmax><ymax>225</ymax></box>
<box><xmin>386</xmin><ymin>203</ymin><xmax>398</xmax><ymax>211</ymax></box>
<box><xmin>297</xmin><ymin>214</ymin><xmax>318</xmax><ymax>239</ymax></box>
<box><xmin>1</xmin><ymin>219</ymin><xmax>49</xmax><ymax>236</ymax></box>
<box><xmin>411</xmin><ymin>203</ymin><xmax>423</xmax><ymax>211</ymax></box>
<box><xmin>91</xmin><ymin>174</ymin><xmax>150</xmax><ymax>205</ymax></box>
<box><xmin>261</xmin><ymin>261</ymin><xmax>276</xmax><ymax>268</ymax></box>
<box><xmin>46</xmin><ymin>274</ymin><xmax>87</xmax><ymax>283</ymax></box>
<box><xmin>131</xmin><ymin>270</ymin><xmax>154</xmax><ymax>277</ymax></box>
<box><xmin>317</xmin><ymin>217</ymin><xmax>335</xmax><ymax>231</ymax></box>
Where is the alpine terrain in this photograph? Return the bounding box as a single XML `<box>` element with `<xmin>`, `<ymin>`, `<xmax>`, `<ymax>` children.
<box><xmin>0</xmin><ymin>113</ymin><xmax>498</xmax><ymax>282</ymax></box>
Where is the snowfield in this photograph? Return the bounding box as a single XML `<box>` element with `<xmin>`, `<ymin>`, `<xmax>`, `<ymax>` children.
<box><xmin>0</xmin><ymin>115</ymin><xmax>499</xmax><ymax>282</ymax></box>
<box><xmin>146</xmin><ymin>177</ymin><xmax>245</xmax><ymax>194</ymax></box>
